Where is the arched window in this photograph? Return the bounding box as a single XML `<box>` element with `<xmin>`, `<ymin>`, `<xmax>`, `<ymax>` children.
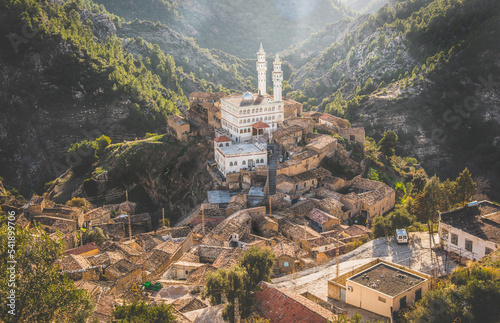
<box><xmin>242</xmin><ymin>160</ymin><xmax>246</xmax><ymax>165</ymax></box>
<box><xmin>219</xmin><ymin>144</ymin><xmax>223</xmax><ymax>147</ymax></box>
<box><xmin>229</xmin><ymin>162</ymin><xmax>233</xmax><ymax>166</ymax></box>
<box><xmin>247</xmin><ymin>109</ymin><xmax>250</xmax><ymax>114</ymax></box>
<box><xmin>264</xmin><ymin>107</ymin><xmax>268</xmax><ymax>112</ymax></box>
<box><xmin>259</xmin><ymin>107</ymin><xmax>263</xmax><ymax>112</ymax></box>
<box><xmin>272</xmin><ymin>115</ymin><xmax>275</xmax><ymax>120</ymax></box>
<box><xmin>264</xmin><ymin>116</ymin><xmax>268</xmax><ymax>120</ymax></box>
<box><xmin>239</xmin><ymin>120</ymin><xmax>242</xmax><ymax>124</ymax></box>
<box><xmin>252</xmin><ymin>109</ymin><xmax>255</xmax><ymax>113</ymax></box>
<box><xmin>260</xmin><ymin>158</ymin><xmax>264</xmax><ymax>163</ymax></box>
<box><xmin>234</xmin><ymin>161</ymin><xmax>237</xmax><ymax>166</ymax></box>
<box><xmin>272</xmin><ymin>106</ymin><xmax>275</xmax><ymax>111</ymax></box>
<box><xmin>252</xmin><ymin>118</ymin><xmax>255</xmax><ymax>122</ymax></box>
<box><xmin>226</xmin><ymin>143</ymin><xmax>229</xmax><ymax>147</ymax></box>
<box><xmin>240</xmin><ymin>129</ymin><xmax>243</xmax><ymax>133</ymax></box>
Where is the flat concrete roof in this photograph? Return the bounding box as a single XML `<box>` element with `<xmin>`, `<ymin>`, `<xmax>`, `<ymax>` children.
<box><xmin>348</xmin><ymin>263</ymin><xmax>425</xmax><ymax>297</ymax></box>
<box><xmin>249</xmin><ymin>187</ymin><xmax>265</xmax><ymax>197</ymax></box>
<box><xmin>220</xmin><ymin>143</ymin><xmax>266</xmax><ymax>155</ymax></box>
<box><xmin>208</xmin><ymin>191</ymin><xmax>231</xmax><ymax>205</ymax></box>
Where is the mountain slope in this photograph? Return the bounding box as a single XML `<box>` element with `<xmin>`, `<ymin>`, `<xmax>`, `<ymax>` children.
<box><xmin>0</xmin><ymin>0</ymin><xmax>185</xmax><ymax>194</ymax></box>
<box><xmin>285</xmin><ymin>0</ymin><xmax>500</xmax><ymax>197</ymax></box>
<box><xmin>92</xmin><ymin>0</ymin><xmax>356</xmax><ymax>57</ymax></box>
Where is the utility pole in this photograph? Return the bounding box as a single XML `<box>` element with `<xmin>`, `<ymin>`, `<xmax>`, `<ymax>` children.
<box><xmin>269</xmin><ymin>195</ymin><xmax>272</xmax><ymax>216</ymax></box>
<box><xmin>162</xmin><ymin>207</ymin><xmax>165</xmax><ymax>227</ymax></box>
<box><xmin>141</xmin><ymin>240</ymin><xmax>146</xmax><ymax>281</ymax></box>
<box><xmin>336</xmin><ymin>233</ymin><xmax>340</xmax><ymax>277</ymax></box>
<box><xmin>126</xmin><ymin>190</ymin><xmax>132</xmax><ymax>241</ymax></box>
<box><xmin>202</xmin><ymin>204</ymin><xmax>205</xmax><ymax>236</ymax></box>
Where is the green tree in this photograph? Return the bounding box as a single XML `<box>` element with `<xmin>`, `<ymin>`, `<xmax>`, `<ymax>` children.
<box><xmin>238</xmin><ymin>247</ymin><xmax>276</xmax><ymax>289</ymax></box>
<box><xmin>0</xmin><ymin>224</ymin><xmax>94</xmax><ymax>323</ymax></box>
<box><xmin>378</xmin><ymin>131</ymin><xmax>398</xmax><ymax>156</ymax></box>
<box><xmin>113</xmin><ymin>299</ymin><xmax>176</xmax><ymax>322</ymax></box>
<box><xmin>66</xmin><ymin>197</ymin><xmax>92</xmax><ymax>211</ymax></box>
<box><xmin>411</xmin><ymin>169</ymin><xmax>428</xmax><ymax>195</ymax></box>
<box><xmin>66</xmin><ymin>140</ymin><xmax>98</xmax><ymax>174</ymax></box>
<box><xmin>455</xmin><ymin>168</ymin><xmax>477</xmax><ymax>206</ymax></box>
<box><xmin>406</xmin><ymin>287</ymin><xmax>464</xmax><ymax>323</ymax></box>
<box><xmin>364</xmin><ymin>78</ymin><xmax>375</xmax><ymax>92</ymax></box>
<box><xmin>95</xmin><ymin>135</ymin><xmax>111</xmax><ymax>156</ymax></box>
<box><xmin>81</xmin><ymin>227</ymin><xmax>109</xmax><ymax>246</ymax></box>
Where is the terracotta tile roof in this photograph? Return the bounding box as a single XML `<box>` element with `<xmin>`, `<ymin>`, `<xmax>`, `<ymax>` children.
<box><xmin>105</xmin><ymin>259</ymin><xmax>140</xmax><ymax>278</ymax></box>
<box><xmin>343</xmin><ymin>224</ymin><xmax>371</xmax><ymax>237</ymax></box>
<box><xmin>273</xmin><ymin>242</ymin><xmax>295</xmax><ymax>258</ymax></box>
<box><xmin>87</xmin><ymin>251</ymin><xmax>124</xmax><ymax>267</ymax></box>
<box><xmin>208</xmin><ymin>211</ymin><xmax>251</xmax><ymax>241</ymax></box>
<box><xmin>279</xmin><ymin>219</ymin><xmax>321</xmax><ymax>241</ymax></box>
<box><xmin>155</xmin><ymin>226</ymin><xmax>192</xmax><ymax>238</ymax></box>
<box><xmin>306</xmin><ymin>208</ymin><xmax>338</xmax><ymax>225</ymax></box>
<box><xmin>140</xmin><ymin>249</ymin><xmax>171</xmax><ymax>273</ymax></box>
<box><xmin>178</xmin><ymin>251</ymin><xmax>200</xmax><ymax>263</ymax></box>
<box><xmin>338</xmin><ymin>127</ymin><xmax>365</xmax><ymax>134</ymax></box>
<box><xmin>100</xmin><ymin>241</ymin><xmax>141</xmax><ymax>258</ymax></box>
<box><xmin>172</xmin><ymin>297</ymin><xmax>208</xmax><ymax>313</ymax></box>
<box><xmin>186</xmin><ymin>264</ymin><xmax>217</xmax><ymax>285</ymax></box>
<box><xmin>196</xmin><ymin>245</ymin><xmax>233</xmax><ymax>262</ymax></box>
<box><xmin>293</xmin><ymin>167</ymin><xmax>331</xmax><ymax>182</ymax></box>
<box><xmin>64</xmin><ymin>242</ymin><xmax>98</xmax><ymax>256</ymax></box>
<box><xmin>134</xmin><ymin>234</ymin><xmax>163</xmax><ymax>251</ymax></box>
<box><xmin>58</xmin><ymin>254</ymin><xmax>92</xmax><ymax>272</ymax></box>
<box><xmin>255</xmin><ymin>282</ymin><xmax>336</xmax><ymax>322</ymax></box>
<box><xmin>214</xmin><ymin>135</ymin><xmax>232</xmax><ymax>143</ymax></box>
<box><xmin>289</xmin><ymin>200</ymin><xmax>317</xmax><ymax>216</ymax></box>
<box><xmin>154</xmin><ymin>240</ymin><xmax>180</xmax><ymax>254</ymax></box>
<box><xmin>212</xmin><ymin>248</ymin><xmax>243</xmax><ymax>269</ymax></box>
<box><xmin>252</xmin><ymin>121</ymin><xmax>270</xmax><ymax>128</ymax></box>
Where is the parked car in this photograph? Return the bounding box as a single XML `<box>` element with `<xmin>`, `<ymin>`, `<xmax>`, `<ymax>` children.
<box><xmin>396</xmin><ymin>229</ymin><xmax>409</xmax><ymax>244</ymax></box>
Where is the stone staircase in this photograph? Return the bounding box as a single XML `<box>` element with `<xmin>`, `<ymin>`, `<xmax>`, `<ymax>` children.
<box><xmin>268</xmin><ymin>143</ymin><xmax>279</xmax><ymax>196</ymax></box>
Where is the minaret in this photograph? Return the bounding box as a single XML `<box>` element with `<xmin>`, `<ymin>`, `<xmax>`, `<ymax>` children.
<box><xmin>256</xmin><ymin>43</ymin><xmax>267</xmax><ymax>96</ymax></box>
<box><xmin>273</xmin><ymin>53</ymin><xmax>283</xmax><ymax>102</ymax></box>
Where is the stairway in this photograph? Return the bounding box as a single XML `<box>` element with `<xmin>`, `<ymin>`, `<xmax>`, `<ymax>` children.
<box><xmin>268</xmin><ymin>143</ymin><xmax>279</xmax><ymax>196</ymax></box>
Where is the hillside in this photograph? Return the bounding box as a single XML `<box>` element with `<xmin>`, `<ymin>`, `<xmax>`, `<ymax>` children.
<box><xmin>342</xmin><ymin>0</ymin><xmax>391</xmax><ymax>13</ymax></box>
<box><xmin>47</xmin><ymin>134</ymin><xmax>213</xmax><ymax>223</ymax></box>
<box><xmin>91</xmin><ymin>0</ymin><xmax>355</xmax><ymax>58</ymax></box>
<box><xmin>283</xmin><ymin>0</ymin><xmax>500</xmax><ymax>198</ymax></box>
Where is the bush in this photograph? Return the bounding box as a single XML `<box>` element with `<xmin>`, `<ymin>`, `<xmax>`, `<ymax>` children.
<box><xmin>145</xmin><ymin>132</ymin><xmax>158</xmax><ymax>138</ymax></box>
<box><xmin>83</xmin><ymin>178</ymin><xmax>98</xmax><ymax>196</ymax></box>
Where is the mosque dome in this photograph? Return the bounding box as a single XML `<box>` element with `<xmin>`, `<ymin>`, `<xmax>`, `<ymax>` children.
<box><xmin>242</xmin><ymin>91</ymin><xmax>254</xmax><ymax>101</ymax></box>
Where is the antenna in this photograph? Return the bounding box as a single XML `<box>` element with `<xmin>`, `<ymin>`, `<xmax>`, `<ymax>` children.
<box><xmin>269</xmin><ymin>195</ymin><xmax>272</xmax><ymax>216</ymax></box>
<box><xmin>162</xmin><ymin>207</ymin><xmax>165</xmax><ymax>227</ymax></box>
<box><xmin>126</xmin><ymin>190</ymin><xmax>132</xmax><ymax>240</ymax></box>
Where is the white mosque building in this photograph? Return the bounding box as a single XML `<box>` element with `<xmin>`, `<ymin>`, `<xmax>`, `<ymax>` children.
<box><xmin>214</xmin><ymin>44</ymin><xmax>284</xmax><ymax>177</ymax></box>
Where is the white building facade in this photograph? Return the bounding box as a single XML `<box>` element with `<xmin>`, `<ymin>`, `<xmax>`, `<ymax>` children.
<box><xmin>214</xmin><ymin>44</ymin><xmax>284</xmax><ymax>177</ymax></box>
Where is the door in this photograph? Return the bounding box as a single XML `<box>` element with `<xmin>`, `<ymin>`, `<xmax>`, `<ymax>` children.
<box><xmin>340</xmin><ymin>288</ymin><xmax>346</xmax><ymax>302</ymax></box>
<box><xmin>399</xmin><ymin>296</ymin><xmax>407</xmax><ymax>309</ymax></box>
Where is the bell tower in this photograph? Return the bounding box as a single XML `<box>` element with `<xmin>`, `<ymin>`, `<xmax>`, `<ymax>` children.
<box><xmin>256</xmin><ymin>43</ymin><xmax>267</xmax><ymax>96</ymax></box>
<box><xmin>273</xmin><ymin>53</ymin><xmax>283</xmax><ymax>102</ymax></box>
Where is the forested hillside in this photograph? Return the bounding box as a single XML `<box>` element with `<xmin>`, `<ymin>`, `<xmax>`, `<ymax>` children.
<box><xmin>284</xmin><ymin>0</ymin><xmax>500</xmax><ymax>198</ymax></box>
<box><xmin>92</xmin><ymin>0</ymin><xmax>356</xmax><ymax>57</ymax></box>
<box><xmin>0</xmin><ymin>0</ymin><xmax>186</xmax><ymax>194</ymax></box>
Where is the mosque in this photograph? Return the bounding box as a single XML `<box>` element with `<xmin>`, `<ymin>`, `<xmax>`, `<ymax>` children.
<box><xmin>214</xmin><ymin>44</ymin><xmax>284</xmax><ymax>177</ymax></box>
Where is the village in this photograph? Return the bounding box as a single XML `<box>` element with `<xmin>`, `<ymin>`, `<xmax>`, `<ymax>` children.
<box><xmin>2</xmin><ymin>45</ymin><xmax>499</xmax><ymax>323</ymax></box>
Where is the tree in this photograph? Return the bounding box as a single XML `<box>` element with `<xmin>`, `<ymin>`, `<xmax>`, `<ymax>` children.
<box><xmin>113</xmin><ymin>299</ymin><xmax>176</xmax><ymax>322</ymax></box>
<box><xmin>364</xmin><ymin>78</ymin><xmax>375</xmax><ymax>92</ymax></box>
<box><xmin>411</xmin><ymin>169</ymin><xmax>428</xmax><ymax>195</ymax></box>
<box><xmin>204</xmin><ymin>247</ymin><xmax>276</xmax><ymax>322</ymax></box>
<box><xmin>0</xmin><ymin>224</ymin><xmax>94</xmax><ymax>323</ymax></box>
<box><xmin>238</xmin><ymin>247</ymin><xmax>275</xmax><ymax>290</ymax></box>
<box><xmin>455</xmin><ymin>168</ymin><xmax>477</xmax><ymax>206</ymax></box>
<box><xmin>81</xmin><ymin>227</ymin><xmax>109</xmax><ymax>246</ymax></box>
<box><xmin>66</xmin><ymin>197</ymin><xmax>92</xmax><ymax>211</ymax></box>
<box><xmin>406</xmin><ymin>287</ymin><xmax>464</xmax><ymax>323</ymax></box>
<box><xmin>378</xmin><ymin>131</ymin><xmax>398</xmax><ymax>156</ymax></box>
<box><xmin>95</xmin><ymin>135</ymin><xmax>111</xmax><ymax>156</ymax></box>
<box><xmin>66</xmin><ymin>140</ymin><xmax>98</xmax><ymax>174</ymax></box>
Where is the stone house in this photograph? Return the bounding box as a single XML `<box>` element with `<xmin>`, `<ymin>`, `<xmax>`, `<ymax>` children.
<box><xmin>272</xmin><ymin>242</ymin><xmax>296</xmax><ymax>275</ymax></box>
<box><xmin>64</xmin><ymin>242</ymin><xmax>99</xmax><ymax>257</ymax></box>
<box><xmin>319</xmin><ymin>113</ymin><xmax>350</xmax><ymax>128</ymax></box>
<box><xmin>288</xmin><ymin>199</ymin><xmax>317</xmax><ymax>217</ymax></box>
<box><xmin>276</xmin><ymin>168</ymin><xmax>331</xmax><ymax>195</ymax></box>
<box><xmin>305</xmin><ymin>135</ymin><xmax>337</xmax><ymax>159</ymax></box>
<box><xmin>306</xmin><ymin>208</ymin><xmax>341</xmax><ymax>232</ymax></box>
<box><xmin>166</xmin><ymin>261</ymin><xmax>205</xmax><ymax>280</ymax></box>
<box><xmin>168</xmin><ymin>114</ymin><xmax>191</xmax><ymax>142</ymax></box>
<box><xmin>283</xmin><ymin>98</ymin><xmax>303</xmax><ymax>118</ymax></box>
<box><xmin>105</xmin><ymin>259</ymin><xmax>142</xmax><ymax>293</ymax></box>
<box><xmin>338</xmin><ymin>127</ymin><xmax>365</xmax><ymax>146</ymax></box>
<box><xmin>34</xmin><ymin>215</ymin><xmax>77</xmax><ymax>234</ymax></box>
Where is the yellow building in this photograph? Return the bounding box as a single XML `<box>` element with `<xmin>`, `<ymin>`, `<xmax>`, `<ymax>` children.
<box><xmin>329</xmin><ymin>260</ymin><xmax>429</xmax><ymax>320</ymax></box>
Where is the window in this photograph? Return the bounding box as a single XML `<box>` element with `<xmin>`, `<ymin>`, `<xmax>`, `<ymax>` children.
<box><xmin>441</xmin><ymin>228</ymin><xmax>449</xmax><ymax>241</ymax></box>
<box><xmin>242</xmin><ymin>161</ymin><xmax>246</xmax><ymax>165</ymax></box>
<box><xmin>399</xmin><ymin>296</ymin><xmax>407</xmax><ymax>308</ymax></box>
<box><xmin>225</xmin><ymin>143</ymin><xmax>229</xmax><ymax>147</ymax></box>
<box><xmin>283</xmin><ymin>261</ymin><xmax>289</xmax><ymax>267</ymax></box>
<box><xmin>378</xmin><ymin>296</ymin><xmax>386</xmax><ymax>303</ymax></box>
<box><xmin>486</xmin><ymin>247</ymin><xmax>493</xmax><ymax>255</ymax></box>
<box><xmin>451</xmin><ymin>233</ymin><xmax>458</xmax><ymax>245</ymax></box>
<box><xmin>260</xmin><ymin>158</ymin><xmax>264</xmax><ymax>163</ymax></box>
<box><xmin>234</xmin><ymin>161</ymin><xmax>237</xmax><ymax>166</ymax></box>
<box><xmin>219</xmin><ymin>144</ymin><xmax>223</xmax><ymax>147</ymax></box>
<box><xmin>465</xmin><ymin>239</ymin><xmax>473</xmax><ymax>252</ymax></box>
<box><xmin>415</xmin><ymin>288</ymin><xmax>422</xmax><ymax>301</ymax></box>
<box><xmin>229</xmin><ymin>162</ymin><xmax>233</xmax><ymax>166</ymax></box>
